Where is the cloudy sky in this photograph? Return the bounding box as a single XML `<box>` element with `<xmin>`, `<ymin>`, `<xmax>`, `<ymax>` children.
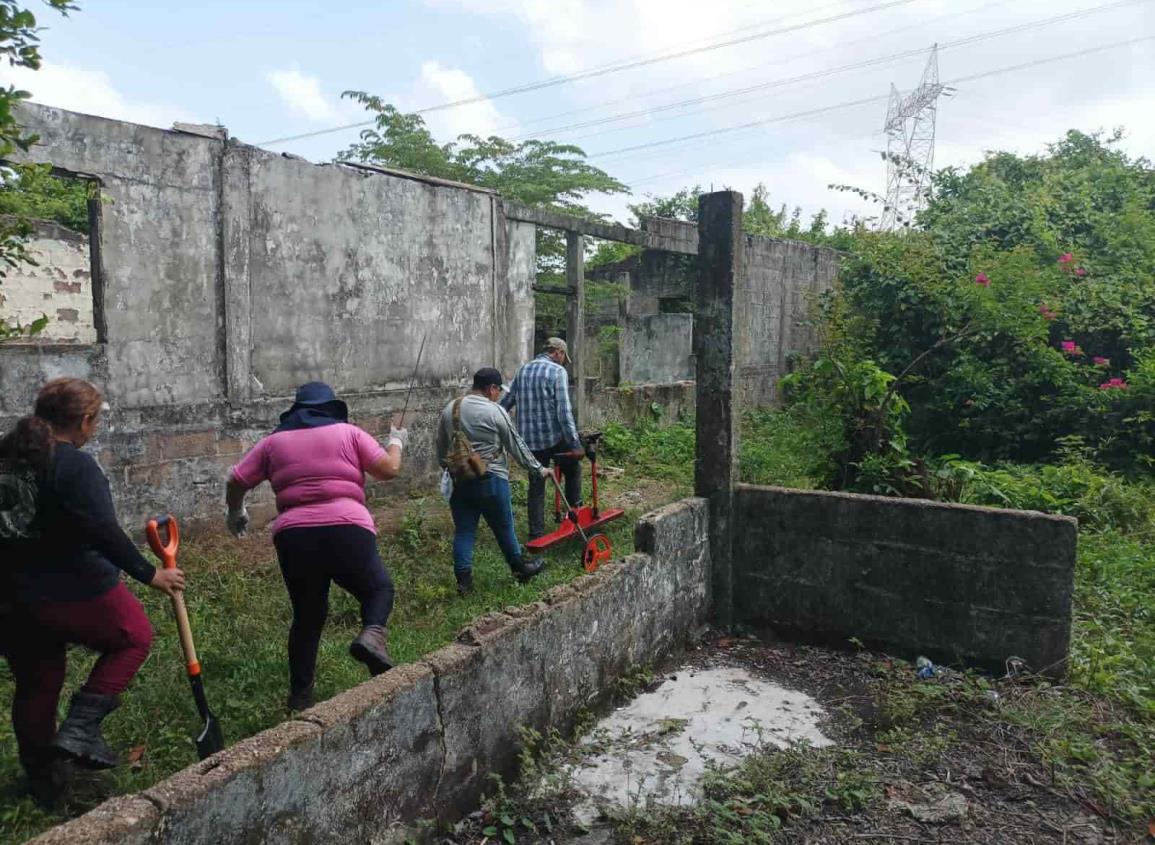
<box><xmin>3</xmin><ymin>0</ymin><xmax>1152</xmax><ymax>227</ymax></box>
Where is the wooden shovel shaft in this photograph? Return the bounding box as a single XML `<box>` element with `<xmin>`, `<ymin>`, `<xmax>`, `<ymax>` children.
<box><xmin>169</xmin><ymin>592</ymin><xmax>201</xmax><ymax>676</ymax></box>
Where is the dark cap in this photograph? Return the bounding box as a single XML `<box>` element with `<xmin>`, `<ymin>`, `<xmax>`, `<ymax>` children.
<box><xmin>472</xmin><ymin>368</ymin><xmax>503</xmax><ymax>389</ymax></box>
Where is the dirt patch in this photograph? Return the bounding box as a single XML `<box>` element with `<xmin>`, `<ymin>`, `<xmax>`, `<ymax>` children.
<box><xmin>448</xmin><ymin>635</ymin><xmax>1133</xmax><ymax>844</ymax></box>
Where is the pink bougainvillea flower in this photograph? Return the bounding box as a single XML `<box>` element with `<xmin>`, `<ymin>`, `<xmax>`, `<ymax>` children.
<box><xmin>974</xmin><ymin>272</ymin><xmax>990</xmax><ymax>287</ymax></box>
<box><xmin>1061</xmin><ymin>340</ymin><xmax>1078</xmax><ymax>354</ymax></box>
<box><xmin>1099</xmin><ymin>377</ymin><xmax>1128</xmax><ymax>390</ymax></box>
<box><xmin>1039</xmin><ymin>303</ymin><xmax>1058</xmax><ymax>320</ymax></box>
<box><xmin>1058</xmin><ymin>253</ymin><xmax>1074</xmax><ymax>264</ymax></box>
<box><xmin>1075</xmin><ymin>266</ymin><xmax>1088</xmax><ymax>277</ymax></box>
<box><xmin>1093</xmin><ymin>356</ymin><xmax>1110</xmax><ymax>366</ymax></box>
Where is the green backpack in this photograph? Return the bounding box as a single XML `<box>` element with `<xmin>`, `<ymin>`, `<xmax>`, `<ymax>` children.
<box><xmin>0</xmin><ymin>460</ymin><xmax>40</xmax><ymax>540</ymax></box>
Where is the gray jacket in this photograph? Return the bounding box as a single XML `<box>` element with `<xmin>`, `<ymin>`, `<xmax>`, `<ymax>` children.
<box><xmin>436</xmin><ymin>394</ymin><xmax>543</xmax><ymax>480</ymax></box>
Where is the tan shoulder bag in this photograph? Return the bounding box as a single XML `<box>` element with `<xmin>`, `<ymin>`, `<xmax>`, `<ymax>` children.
<box><xmin>445</xmin><ymin>398</ymin><xmax>488</xmax><ymax>481</ymax></box>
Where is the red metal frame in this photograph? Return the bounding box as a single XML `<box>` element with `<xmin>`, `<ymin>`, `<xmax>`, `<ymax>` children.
<box><xmin>527</xmin><ymin>445</ymin><xmax>624</xmax><ymax>554</ymax></box>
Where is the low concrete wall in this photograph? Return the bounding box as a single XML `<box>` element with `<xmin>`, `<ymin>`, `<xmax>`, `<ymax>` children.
<box><xmin>732</xmin><ymin>485</ymin><xmax>1077</xmax><ymax>674</ymax></box>
<box><xmin>29</xmin><ymin>498</ymin><xmax>710</xmax><ymax>845</ymax></box>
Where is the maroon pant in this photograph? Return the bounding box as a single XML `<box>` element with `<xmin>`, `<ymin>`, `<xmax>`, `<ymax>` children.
<box><xmin>5</xmin><ymin>582</ymin><xmax>153</xmax><ymax>763</ymax></box>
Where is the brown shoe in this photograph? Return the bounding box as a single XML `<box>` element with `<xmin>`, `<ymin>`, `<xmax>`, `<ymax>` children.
<box><xmin>349</xmin><ymin>625</ymin><xmax>394</xmax><ymax>676</ymax></box>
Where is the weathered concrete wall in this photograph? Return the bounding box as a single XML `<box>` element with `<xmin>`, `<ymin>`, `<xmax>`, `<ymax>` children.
<box><xmin>0</xmin><ymin>219</ymin><xmax>95</xmax><ymax>342</ymax></box>
<box><xmin>621</xmin><ymin>314</ymin><xmax>693</xmax><ymax>384</ymax></box>
<box><xmin>28</xmin><ymin>498</ymin><xmax>710</xmax><ymax>845</ymax></box>
<box><xmin>0</xmin><ymin>104</ymin><xmax>535</xmax><ymax>526</ymax></box>
<box><xmin>732</xmin><ymin>485</ymin><xmax>1077</xmax><ymax>674</ymax></box>
<box><xmin>585</xmin><ymin>380</ymin><xmax>695</xmax><ymax>430</ymax></box>
<box><xmin>736</xmin><ymin>235</ymin><xmax>840</xmax><ymax>407</ymax></box>
<box><xmin>587</xmin><ymin>228</ymin><xmax>839</xmax><ymax>406</ymax></box>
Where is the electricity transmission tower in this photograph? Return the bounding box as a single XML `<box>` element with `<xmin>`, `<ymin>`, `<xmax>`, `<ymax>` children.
<box><xmin>880</xmin><ymin>45</ymin><xmax>949</xmax><ymax>230</ymax></box>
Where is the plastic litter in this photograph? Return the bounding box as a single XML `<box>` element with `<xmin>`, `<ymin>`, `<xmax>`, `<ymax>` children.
<box><xmin>916</xmin><ymin>656</ymin><xmax>936</xmax><ymax>679</ymax></box>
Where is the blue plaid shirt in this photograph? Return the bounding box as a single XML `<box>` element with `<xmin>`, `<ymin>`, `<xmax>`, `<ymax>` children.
<box><xmin>501</xmin><ymin>354</ymin><xmax>580</xmax><ymax>452</ymax></box>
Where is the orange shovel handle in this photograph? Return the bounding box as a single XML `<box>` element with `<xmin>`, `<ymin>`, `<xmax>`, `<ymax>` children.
<box><xmin>146</xmin><ymin>515</ymin><xmax>180</xmax><ymax>569</ymax></box>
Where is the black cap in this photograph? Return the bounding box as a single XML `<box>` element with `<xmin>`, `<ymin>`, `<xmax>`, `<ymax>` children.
<box><xmin>472</xmin><ymin>367</ymin><xmax>503</xmax><ymax>389</ymax></box>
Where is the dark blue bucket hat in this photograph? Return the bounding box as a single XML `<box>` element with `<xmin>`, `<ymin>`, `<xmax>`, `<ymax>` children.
<box><xmin>276</xmin><ymin>381</ymin><xmax>348</xmax><ymax>432</ymax></box>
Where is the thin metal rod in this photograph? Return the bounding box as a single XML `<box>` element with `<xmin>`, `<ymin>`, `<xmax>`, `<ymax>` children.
<box><xmin>399</xmin><ymin>333</ymin><xmax>427</xmax><ymax>428</ymax></box>
<box><xmin>548</xmin><ymin>471</ymin><xmax>591</xmax><ymax>545</ymax></box>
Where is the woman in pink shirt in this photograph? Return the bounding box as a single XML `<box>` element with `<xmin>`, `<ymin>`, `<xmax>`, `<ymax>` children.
<box><xmin>224</xmin><ymin>382</ymin><xmax>405</xmax><ymax>711</ymax></box>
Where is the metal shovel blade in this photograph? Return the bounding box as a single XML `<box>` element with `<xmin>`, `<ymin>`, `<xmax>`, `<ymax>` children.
<box><xmin>189</xmin><ymin>674</ymin><xmax>224</xmax><ymax>759</ymax></box>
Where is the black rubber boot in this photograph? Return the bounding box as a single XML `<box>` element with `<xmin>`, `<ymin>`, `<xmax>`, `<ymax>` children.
<box><xmin>455</xmin><ymin>570</ymin><xmax>474</xmax><ymax>596</ymax></box>
<box><xmin>286</xmin><ymin>685</ymin><xmax>315</xmax><ymax>712</ymax></box>
<box><xmin>349</xmin><ymin>625</ymin><xmax>393</xmax><ymax>676</ymax></box>
<box><xmin>21</xmin><ymin>751</ymin><xmax>73</xmax><ymax>810</ymax></box>
<box><xmin>510</xmin><ymin>556</ymin><xmax>544</xmax><ymax>584</ymax></box>
<box><xmin>51</xmin><ymin>692</ymin><xmax>120</xmax><ymax>770</ymax></box>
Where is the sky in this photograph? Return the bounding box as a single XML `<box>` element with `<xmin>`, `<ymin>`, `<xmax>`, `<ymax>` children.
<box><xmin>2</xmin><ymin>0</ymin><xmax>1152</xmax><ymax>228</ymax></box>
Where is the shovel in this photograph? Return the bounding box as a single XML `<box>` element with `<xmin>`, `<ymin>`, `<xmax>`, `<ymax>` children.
<box><xmin>146</xmin><ymin>514</ymin><xmax>225</xmax><ymax>760</ymax></box>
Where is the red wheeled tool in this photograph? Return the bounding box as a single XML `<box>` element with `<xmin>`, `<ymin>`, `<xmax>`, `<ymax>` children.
<box><xmin>525</xmin><ymin>431</ymin><xmax>624</xmax><ymax>570</ymax></box>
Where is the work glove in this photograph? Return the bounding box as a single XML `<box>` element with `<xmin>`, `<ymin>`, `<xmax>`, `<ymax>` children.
<box><xmin>226</xmin><ymin>507</ymin><xmax>249</xmax><ymax>538</ymax></box>
<box><xmin>387</xmin><ymin>426</ymin><xmax>408</xmax><ymax>451</ymax></box>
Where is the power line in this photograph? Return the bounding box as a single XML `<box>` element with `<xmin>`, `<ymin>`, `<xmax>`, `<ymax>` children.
<box><xmin>586</xmin><ymin>35</ymin><xmax>1154</xmax><ymax>161</ymax></box>
<box><xmin>496</xmin><ymin>0</ymin><xmax>1012</xmax><ymax>136</ymax></box>
<box><xmin>256</xmin><ymin>0</ymin><xmax>919</xmax><ymax>146</ymax></box>
<box><xmin>510</xmin><ymin>0</ymin><xmax>1146</xmax><ymax>144</ymax></box>
<box><xmin>620</xmin><ymin>37</ymin><xmax>1153</xmax><ymax>189</ymax></box>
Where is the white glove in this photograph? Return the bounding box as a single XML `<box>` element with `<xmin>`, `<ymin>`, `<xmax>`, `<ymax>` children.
<box><xmin>387</xmin><ymin>426</ymin><xmax>408</xmax><ymax>451</ymax></box>
<box><xmin>538</xmin><ymin>466</ymin><xmax>553</xmax><ymax>479</ymax></box>
<box><xmin>226</xmin><ymin>507</ymin><xmax>249</xmax><ymax>538</ymax></box>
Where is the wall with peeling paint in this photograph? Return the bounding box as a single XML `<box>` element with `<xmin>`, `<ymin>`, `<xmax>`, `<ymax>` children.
<box><xmin>0</xmin><ymin>103</ymin><xmax>536</xmax><ymax>527</ymax></box>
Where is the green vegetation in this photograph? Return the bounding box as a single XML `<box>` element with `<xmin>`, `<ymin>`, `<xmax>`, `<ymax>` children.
<box><xmin>0</xmin><ymin>0</ymin><xmax>77</xmax><ymax>341</ymax></box>
<box><xmin>0</xmin><ymin>480</ymin><xmax>652</xmax><ymax>844</ymax></box>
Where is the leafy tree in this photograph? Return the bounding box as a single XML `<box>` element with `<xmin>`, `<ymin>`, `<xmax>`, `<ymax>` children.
<box><xmin>791</xmin><ymin>129</ymin><xmax>1155</xmax><ymax>481</ymax></box>
<box><xmin>0</xmin><ymin>162</ymin><xmax>89</xmax><ymax>230</ymax></box>
<box><xmin>339</xmin><ymin>93</ymin><xmax>629</xmax><ymax>341</ymax></box>
<box><xmin>0</xmin><ymin>0</ymin><xmax>76</xmax><ymax>341</ymax></box>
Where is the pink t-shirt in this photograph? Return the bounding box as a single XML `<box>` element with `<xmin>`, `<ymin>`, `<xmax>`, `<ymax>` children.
<box><xmin>228</xmin><ymin>423</ymin><xmax>386</xmax><ymax>536</ymax></box>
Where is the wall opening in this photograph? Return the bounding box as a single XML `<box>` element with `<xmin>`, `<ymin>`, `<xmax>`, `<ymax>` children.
<box><xmin>0</xmin><ymin>164</ymin><xmax>102</xmax><ymax>343</ymax></box>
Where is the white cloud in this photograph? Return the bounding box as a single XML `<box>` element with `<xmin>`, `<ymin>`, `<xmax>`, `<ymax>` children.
<box><xmin>0</xmin><ymin>60</ymin><xmax>194</xmax><ymax>129</ymax></box>
<box><xmin>415</xmin><ymin>61</ymin><xmax>515</xmax><ymax>139</ymax></box>
<box><xmin>266</xmin><ymin>69</ymin><xmax>340</xmax><ymax>123</ymax></box>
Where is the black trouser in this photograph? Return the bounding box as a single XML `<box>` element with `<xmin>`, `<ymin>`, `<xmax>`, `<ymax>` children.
<box><xmin>527</xmin><ymin>441</ymin><xmax>583</xmax><ymax>539</ymax></box>
<box><xmin>273</xmin><ymin>525</ymin><xmax>394</xmax><ymax>695</ymax></box>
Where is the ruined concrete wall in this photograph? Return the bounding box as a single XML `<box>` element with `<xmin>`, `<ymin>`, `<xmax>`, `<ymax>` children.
<box><xmin>587</xmin><ymin>228</ymin><xmax>840</xmax><ymax>408</ymax></box>
<box><xmin>28</xmin><ymin>498</ymin><xmax>710</xmax><ymax>845</ymax></box>
<box><xmin>0</xmin><ymin>104</ymin><xmax>535</xmax><ymax>527</ymax></box>
<box><xmin>585</xmin><ymin>381</ymin><xmax>695</xmax><ymax>430</ymax></box>
<box><xmin>0</xmin><ymin>220</ymin><xmax>95</xmax><ymax>343</ymax></box>
<box><xmin>732</xmin><ymin>485</ymin><xmax>1077</xmax><ymax>675</ymax></box>
<box><xmin>621</xmin><ymin>314</ymin><xmax>694</xmax><ymax>384</ymax></box>
<box><xmin>736</xmin><ymin>236</ymin><xmax>840</xmax><ymax>408</ymax></box>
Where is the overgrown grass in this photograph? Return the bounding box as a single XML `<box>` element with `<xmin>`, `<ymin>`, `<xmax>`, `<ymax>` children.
<box><xmin>0</xmin><ymin>476</ymin><xmax>654</xmax><ymax>843</ymax></box>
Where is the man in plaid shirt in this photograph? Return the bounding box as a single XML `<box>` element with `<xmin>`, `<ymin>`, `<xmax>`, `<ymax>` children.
<box><xmin>501</xmin><ymin>337</ymin><xmax>584</xmax><ymax>540</ymax></box>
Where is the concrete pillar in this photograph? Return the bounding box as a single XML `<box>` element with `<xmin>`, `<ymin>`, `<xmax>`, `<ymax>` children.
<box><xmin>694</xmin><ymin>190</ymin><xmax>743</xmax><ymax>629</ymax></box>
<box><xmin>566</xmin><ymin>231</ymin><xmax>586</xmax><ymax>427</ymax></box>
<box><xmin>221</xmin><ymin>143</ymin><xmax>253</xmax><ymax>405</ymax></box>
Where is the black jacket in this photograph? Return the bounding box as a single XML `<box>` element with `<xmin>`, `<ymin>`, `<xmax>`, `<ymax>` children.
<box><xmin>5</xmin><ymin>443</ymin><xmax>155</xmax><ymax>603</ymax></box>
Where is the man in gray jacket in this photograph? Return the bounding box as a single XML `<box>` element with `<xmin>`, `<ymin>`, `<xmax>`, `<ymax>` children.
<box><xmin>436</xmin><ymin>367</ymin><xmax>552</xmax><ymax>595</ymax></box>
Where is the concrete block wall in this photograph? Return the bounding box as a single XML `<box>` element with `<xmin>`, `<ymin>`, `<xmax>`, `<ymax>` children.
<box><xmin>28</xmin><ymin>498</ymin><xmax>710</xmax><ymax>845</ymax></box>
<box><xmin>732</xmin><ymin>485</ymin><xmax>1077</xmax><ymax>675</ymax></box>
<box><xmin>0</xmin><ymin>103</ymin><xmax>536</xmax><ymax>527</ymax></box>
<box><xmin>0</xmin><ymin>220</ymin><xmax>95</xmax><ymax>343</ymax></box>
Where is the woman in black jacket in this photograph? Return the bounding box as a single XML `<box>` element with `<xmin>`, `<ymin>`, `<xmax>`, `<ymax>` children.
<box><xmin>0</xmin><ymin>378</ymin><xmax>184</xmax><ymax>805</ymax></box>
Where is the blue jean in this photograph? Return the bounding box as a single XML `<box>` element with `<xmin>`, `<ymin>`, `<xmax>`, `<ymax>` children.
<box><xmin>449</xmin><ymin>474</ymin><xmax>522</xmax><ymax>574</ymax></box>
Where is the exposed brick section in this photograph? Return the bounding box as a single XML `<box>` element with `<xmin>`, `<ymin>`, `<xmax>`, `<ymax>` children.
<box><xmin>733</xmin><ymin>485</ymin><xmax>1077</xmax><ymax>676</ymax></box>
<box><xmin>161</xmin><ymin>431</ymin><xmax>218</xmax><ymax>460</ymax></box>
<box><xmin>55</xmin><ymin>307</ymin><xmax>80</xmax><ymax>322</ymax></box>
<box><xmin>54</xmin><ymin>280</ymin><xmax>83</xmax><ymax>294</ymax></box>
